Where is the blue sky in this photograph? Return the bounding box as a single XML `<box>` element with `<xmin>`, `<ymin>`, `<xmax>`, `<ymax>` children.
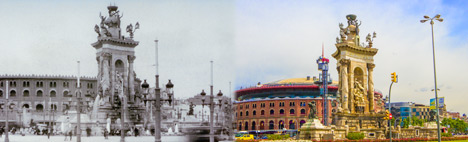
<box><xmin>0</xmin><ymin>0</ymin><xmax>467</xmax><ymax>114</ymax></box>
<box><xmin>234</xmin><ymin>0</ymin><xmax>468</xmax><ymax>114</ymax></box>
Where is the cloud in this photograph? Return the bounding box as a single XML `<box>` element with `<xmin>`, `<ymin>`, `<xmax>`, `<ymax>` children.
<box><xmin>0</xmin><ymin>1</ymin><xmax>235</xmax><ymax>99</ymax></box>
<box><xmin>234</xmin><ymin>0</ymin><xmax>468</xmax><ymax>114</ymax></box>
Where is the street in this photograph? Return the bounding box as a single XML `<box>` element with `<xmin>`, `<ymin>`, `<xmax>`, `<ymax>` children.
<box><xmin>0</xmin><ymin>135</ymin><xmax>191</xmax><ymax>142</ymax></box>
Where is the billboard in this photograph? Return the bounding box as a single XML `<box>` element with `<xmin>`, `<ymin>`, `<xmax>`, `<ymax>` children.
<box><xmin>430</xmin><ymin>97</ymin><xmax>445</xmax><ymax>109</ymax></box>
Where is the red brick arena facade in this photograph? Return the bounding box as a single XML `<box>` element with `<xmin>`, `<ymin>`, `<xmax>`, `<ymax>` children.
<box><xmin>234</xmin><ymin>77</ymin><xmax>383</xmax><ymax>133</ymax></box>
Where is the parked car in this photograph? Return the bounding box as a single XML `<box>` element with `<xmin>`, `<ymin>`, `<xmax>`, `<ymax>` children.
<box><xmin>235</xmin><ymin>134</ymin><xmax>254</xmax><ymax>140</ymax></box>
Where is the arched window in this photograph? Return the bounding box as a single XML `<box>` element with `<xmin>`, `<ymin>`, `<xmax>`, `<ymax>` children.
<box><xmin>10</xmin><ymin>90</ymin><xmax>16</xmax><ymax>97</ymax></box>
<box><xmin>279</xmin><ymin>120</ymin><xmax>284</xmax><ymax>129</ymax></box>
<box><xmin>0</xmin><ymin>90</ymin><xmax>3</xmax><ymax>98</ymax></box>
<box><xmin>36</xmin><ymin>104</ymin><xmax>44</xmax><ymax>111</ymax></box>
<box><xmin>63</xmin><ymin>90</ymin><xmax>69</xmax><ymax>97</ymax></box>
<box><xmin>300</xmin><ymin>120</ymin><xmax>306</xmax><ymax>127</ymax></box>
<box><xmin>253</xmin><ymin>110</ymin><xmax>256</xmax><ymax>116</ymax></box>
<box><xmin>261</xmin><ymin>110</ymin><xmax>265</xmax><ymax>115</ymax></box>
<box><xmin>240</xmin><ymin>112</ymin><xmax>242</xmax><ymax>116</ymax></box>
<box><xmin>246</xmin><ymin>111</ymin><xmax>249</xmax><ymax>116</ymax></box>
<box><xmin>289</xmin><ymin>120</ymin><xmax>295</xmax><ymax>129</ymax></box>
<box><xmin>37</xmin><ymin>90</ymin><xmax>43</xmax><ymax>97</ymax></box>
<box><xmin>22</xmin><ymin>104</ymin><xmax>30</xmax><ymax>109</ymax></box>
<box><xmin>301</xmin><ymin>109</ymin><xmax>306</xmax><ymax>114</ymax></box>
<box><xmin>50</xmin><ymin>90</ymin><xmax>56</xmax><ymax>97</ymax></box>
<box><xmin>270</xmin><ymin>110</ymin><xmax>274</xmax><ymax>115</ymax></box>
<box><xmin>269</xmin><ymin>121</ymin><xmax>274</xmax><ymax>130</ymax></box>
<box><xmin>280</xmin><ymin>109</ymin><xmax>284</xmax><ymax>114</ymax></box>
<box><xmin>23</xmin><ymin>90</ymin><xmax>29</xmax><ymax>97</ymax></box>
<box><xmin>115</xmin><ymin>60</ymin><xmax>125</xmax><ymax>74</ymax></box>
<box><xmin>290</xmin><ymin>109</ymin><xmax>295</xmax><ymax>114</ymax></box>
<box><xmin>239</xmin><ymin>122</ymin><xmax>242</xmax><ymax>130</ymax></box>
<box><xmin>244</xmin><ymin>122</ymin><xmax>249</xmax><ymax>131</ymax></box>
<box><xmin>50</xmin><ymin>104</ymin><xmax>57</xmax><ymax>110</ymax></box>
<box><xmin>252</xmin><ymin>121</ymin><xmax>256</xmax><ymax>130</ymax></box>
<box><xmin>260</xmin><ymin>121</ymin><xmax>265</xmax><ymax>130</ymax></box>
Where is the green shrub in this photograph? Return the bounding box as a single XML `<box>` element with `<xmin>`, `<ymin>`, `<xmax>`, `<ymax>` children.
<box><xmin>346</xmin><ymin>132</ymin><xmax>365</xmax><ymax>140</ymax></box>
<box><xmin>266</xmin><ymin>134</ymin><xmax>290</xmax><ymax>140</ymax></box>
<box><xmin>441</xmin><ymin>132</ymin><xmax>452</xmax><ymax>137</ymax></box>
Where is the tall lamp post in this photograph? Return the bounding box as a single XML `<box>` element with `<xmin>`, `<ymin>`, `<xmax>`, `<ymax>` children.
<box><xmin>141</xmin><ymin>78</ymin><xmax>174</xmax><ymax>142</ymax></box>
<box><xmin>420</xmin><ymin>14</ymin><xmax>443</xmax><ymax>142</ymax></box>
<box><xmin>141</xmin><ymin>79</ymin><xmax>173</xmax><ymax>142</ymax></box>
<box><xmin>5</xmin><ymin>81</ymin><xmax>10</xmax><ymax>142</ymax></box>
<box><xmin>199</xmin><ymin>60</ymin><xmax>224</xmax><ymax>142</ymax></box>
<box><xmin>75</xmin><ymin>61</ymin><xmax>83</xmax><ymax>142</ymax></box>
<box><xmin>199</xmin><ymin>89</ymin><xmax>223</xmax><ymax>142</ymax></box>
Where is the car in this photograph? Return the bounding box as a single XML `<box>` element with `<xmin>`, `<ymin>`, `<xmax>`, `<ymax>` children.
<box><xmin>235</xmin><ymin>134</ymin><xmax>254</xmax><ymax>140</ymax></box>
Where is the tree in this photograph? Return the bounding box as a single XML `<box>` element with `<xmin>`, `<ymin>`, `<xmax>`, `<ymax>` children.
<box><xmin>441</xmin><ymin>118</ymin><xmax>468</xmax><ymax>134</ymax></box>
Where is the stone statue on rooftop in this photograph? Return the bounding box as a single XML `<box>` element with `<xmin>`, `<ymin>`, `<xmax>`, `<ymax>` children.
<box><xmin>308</xmin><ymin>102</ymin><xmax>317</xmax><ymax>120</ymax></box>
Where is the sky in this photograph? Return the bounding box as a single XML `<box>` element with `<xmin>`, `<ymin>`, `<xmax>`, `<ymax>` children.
<box><xmin>1</xmin><ymin>0</ymin><xmax>468</xmax><ymax>114</ymax></box>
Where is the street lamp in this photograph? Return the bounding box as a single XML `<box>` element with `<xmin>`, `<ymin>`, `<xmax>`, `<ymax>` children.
<box><xmin>200</xmin><ymin>89</ymin><xmax>223</xmax><ymax>142</ymax></box>
<box><xmin>4</xmin><ymin>81</ymin><xmax>10</xmax><ymax>142</ymax></box>
<box><xmin>141</xmin><ymin>80</ymin><xmax>150</xmax><ymax>128</ymax></box>
<box><xmin>141</xmin><ymin>79</ymin><xmax>173</xmax><ymax>142</ymax></box>
<box><xmin>421</xmin><ymin>14</ymin><xmax>443</xmax><ymax>142</ymax></box>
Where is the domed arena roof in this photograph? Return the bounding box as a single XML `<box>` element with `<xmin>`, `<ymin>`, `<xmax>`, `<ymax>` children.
<box><xmin>235</xmin><ymin>77</ymin><xmax>339</xmax><ymax>101</ymax></box>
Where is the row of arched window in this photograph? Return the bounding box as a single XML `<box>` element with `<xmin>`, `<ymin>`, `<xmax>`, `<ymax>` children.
<box><xmin>239</xmin><ymin>101</ymin><xmax>309</xmax><ymax>110</ymax></box>
<box><xmin>238</xmin><ymin>109</ymin><xmax>307</xmax><ymax>117</ymax></box>
<box><xmin>0</xmin><ymin>89</ymin><xmax>73</xmax><ymax>98</ymax></box>
<box><xmin>0</xmin><ymin>81</ymin><xmax>94</xmax><ymax>89</ymax></box>
<box><xmin>237</xmin><ymin>120</ymin><xmax>307</xmax><ymax>130</ymax></box>
<box><xmin>1</xmin><ymin>103</ymin><xmax>59</xmax><ymax>111</ymax></box>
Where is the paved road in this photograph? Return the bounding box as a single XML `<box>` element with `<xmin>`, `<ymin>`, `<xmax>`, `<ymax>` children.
<box><xmin>0</xmin><ymin>135</ymin><xmax>192</xmax><ymax>142</ymax></box>
<box><xmin>0</xmin><ymin>135</ymin><xmax>234</xmax><ymax>142</ymax></box>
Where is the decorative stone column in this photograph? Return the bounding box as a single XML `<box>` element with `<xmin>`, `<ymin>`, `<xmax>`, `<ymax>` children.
<box><xmin>110</xmin><ymin>57</ymin><xmax>115</xmax><ymax>106</ymax></box>
<box><xmin>367</xmin><ymin>63</ymin><xmax>375</xmax><ymax>113</ymax></box>
<box><xmin>97</xmin><ymin>56</ymin><xmax>102</xmax><ymax>90</ymax></box>
<box><xmin>340</xmin><ymin>59</ymin><xmax>350</xmax><ymax>113</ymax></box>
<box><xmin>102</xmin><ymin>53</ymin><xmax>112</xmax><ymax>105</ymax></box>
<box><xmin>128</xmin><ymin>55</ymin><xmax>136</xmax><ymax>103</ymax></box>
<box><xmin>349</xmin><ymin>64</ymin><xmax>354</xmax><ymax>113</ymax></box>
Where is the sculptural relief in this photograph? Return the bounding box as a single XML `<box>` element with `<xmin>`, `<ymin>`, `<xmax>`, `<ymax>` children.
<box><xmin>308</xmin><ymin>102</ymin><xmax>317</xmax><ymax>120</ymax></box>
<box><xmin>353</xmin><ymin>78</ymin><xmax>366</xmax><ymax>113</ymax></box>
<box><xmin>94</xmin><ymin>5</ymin><xmax>123</xmax><ymax>38</ymax></box>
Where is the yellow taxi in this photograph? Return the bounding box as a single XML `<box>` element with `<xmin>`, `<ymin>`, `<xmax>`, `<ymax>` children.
<box><xmin>235</xmin><ymin>133</ymin><xmax>254</xmax><ymax>140</ymax></box>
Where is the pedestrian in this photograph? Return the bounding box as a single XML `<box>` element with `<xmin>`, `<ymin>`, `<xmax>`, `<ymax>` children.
<box><xmin>86</xmin><ymin>127</ymin><xmax>91</xmax><ymax>137</ymax></box>
<box><xmin>134</xmin><ymin>127</ymin><xmax>139</xmax><ymax>137</ymax></box>
<box><xmin>35</xmin><ymin>127</ymin><xmax>40</xmax><ymax>135</ymax></box>
<box><xmin>74</xmin><ymin>126</ymin><xmax>77</xmax><ymax>136</ymax></box>
<box><xmin>11</xmin><ymin>127</ymin><xmax>16</xmax><ymax>135</ymax></box>
<box><xmin>0</xmin><ymin>126</ymin><xmax>4</xmax><ymax>138</ymax></box>
<box><xmin>103</xmin><ymin>129</ymin><xmax>108</xmax><ymax>139</ymax></box>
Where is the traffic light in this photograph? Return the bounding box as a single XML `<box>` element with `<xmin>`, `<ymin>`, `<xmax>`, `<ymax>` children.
<box><xmin>384</xmin><ymin>110</ymin><xmax>390</xmax><ymax>120</ymax></box>
<box><xmin>391</xmin><ymin>72</ymin><xmax>397</xmax><ymax>83</ymax></box>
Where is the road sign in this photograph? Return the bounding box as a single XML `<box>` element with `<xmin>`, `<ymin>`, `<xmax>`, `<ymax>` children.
<box><xmin>389</xmin><ymin>113</ymin><xmax>393</xmax><ymax>119</ymax></box>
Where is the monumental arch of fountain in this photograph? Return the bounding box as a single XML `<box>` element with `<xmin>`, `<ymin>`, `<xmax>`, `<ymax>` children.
<box><xmin>90</xmin><ymin>5</ymin><xmax>144</xmax><ymax>127</ymax></box>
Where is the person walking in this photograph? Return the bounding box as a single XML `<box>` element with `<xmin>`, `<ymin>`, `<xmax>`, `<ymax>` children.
<box><xmin>134</xmin><ymin>127</ymin><xmax>139</xmax><ymax>137</ymax></box>
<box><xmin>103</xmin><ymin>129</ymin><xmax>108</xmax><ymax>139</ymax></box>
<box><xmin>86</xmin><ymin>127</ymin><xmax>91</xmax><ymax>137</ymax></box>
<box><xmin>0</xmin><ymin>126</ymin><xmax>4</xmax><ymax>138</ymax></box>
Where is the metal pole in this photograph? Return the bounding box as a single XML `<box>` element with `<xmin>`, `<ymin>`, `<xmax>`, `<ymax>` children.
<box><xmin>121</xmin><ymin>83</ymin><xmax>125</xmax><ymax>142</ymax></box>
<box><xmin>228</xmin><ymin>81</ymin><xmax>233</xmax><ymax>141</ymax></box>
<box><xmin>388</xmin><ymin>81</ymin><xmax>393</xmax><ymax>142</ymax></box>
<box><xmin>48</xmin><ymin>97</ymin><xmax>51</xmax><ymax>139</ymax></box>
<box><xmin>77</xmin><ymin>61</ymin><xmax>82</xmax><ymax>142</ymax></box>
<box><xmin>154</xmin><ymin>39</ymin><xmax>162</xmax><ymax>142</ymax></box>
<box><xmin>5</xmin><ymin>81</ymin><xmax>9</xmax><ymax>142</ymax></box>
<box><xmin>430</xmin><ymin>20</ymin><xmax>442</xmax><ymax>142</ymax></box>
<box><xmin>209</xmin><ymin>60</ymin><xmax>214</xmax><ymax>142</ymax></box>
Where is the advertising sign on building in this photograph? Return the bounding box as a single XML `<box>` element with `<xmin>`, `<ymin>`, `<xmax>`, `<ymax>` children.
<box><xmin>430</xmin><ymin>97</ymin><xmax>445</xmax><ymax>109</ymax></box>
